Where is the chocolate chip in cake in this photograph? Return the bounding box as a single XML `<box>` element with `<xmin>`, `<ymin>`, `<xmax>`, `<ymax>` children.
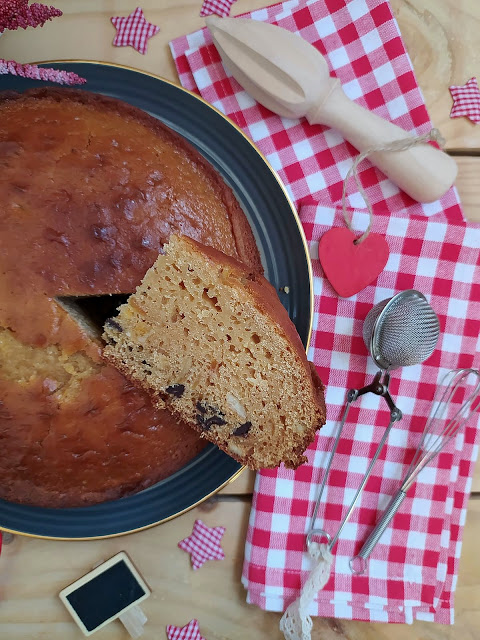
<box><xmin>205</xmin><ymin>415</ymin><xmax>227</xmax><ymax>429</ymax></box>
<box><xmin>196</xmin><ymin>401</ymin><xmax>207</xmax><ymax>414</ymax></box>
<box><xmin>196</xmin><ymin>401</ymin><xmax>224</xmax><ymax>417</ymax></box>
<box><xmin>166</xmin><ymin>384</ymin><xmax>185</xmax><ymax>398</ymax></box>
<box><xmin>195</xmin><ymin>411</ymin><xmax>226</xmax><ymax>431</ymax></box>
<box><xmin>105</xmin><ymin>317</ymin><xmax>123</xmax><ymax>332</ymax></box>
<box><xmin>233</xmin><ymin>421</ymin><xmax>252</xmax><ymax>437</ymax></box>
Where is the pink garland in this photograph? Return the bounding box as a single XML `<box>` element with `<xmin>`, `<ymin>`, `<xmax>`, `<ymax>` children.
<box><xmin>0</xmin><ymin>1</ymin><xmax>87</xmax><ymax>87</ymax></box>
<box><xmin>0</xmin><ymin>0</ymin><xmax>62</xmax><ymax>33</ymax></box>
<box><xmin>0</xmin><ymin>59</ymin><xmax>86</xmax><ymax>86</ymax></box>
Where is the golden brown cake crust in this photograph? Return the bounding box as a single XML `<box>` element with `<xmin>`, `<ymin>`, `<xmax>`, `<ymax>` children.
<box><xmin>0</xmin><ymin>88</ymin><xmax>263</xmax><ymax>507</ymax></box>
<box><xmin>3</xmin><ymin>87</ymin><xmax>262</xmax><ymax>273</ymax></box>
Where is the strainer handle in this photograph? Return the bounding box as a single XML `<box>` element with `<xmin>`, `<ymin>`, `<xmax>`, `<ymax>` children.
<box><xmin>329</xmin><ymin>410</ymin><xmax>401</xmax><ymax>550</ymax></box>
<box><xmin>307</xmin><ymin>389</ymin><xmax>358</xmax><ymax>535</ymax></box>
<box><xmin>355</xmin><ymin>370</ymin><xmax>398</xmax><ymax>415</ymax></box>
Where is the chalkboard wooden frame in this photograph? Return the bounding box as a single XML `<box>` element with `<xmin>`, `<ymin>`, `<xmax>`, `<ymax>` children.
<box><xmin>59</xmin><ymin>551</ymin><xmax>151</xmax><ymax>636</ymax></box>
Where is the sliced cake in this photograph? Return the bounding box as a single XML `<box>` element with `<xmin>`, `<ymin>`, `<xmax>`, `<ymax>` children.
<box><xmin>103</xmin><ymin>234</ymin><xmax>326</xmax><ymax>469</ymax></box>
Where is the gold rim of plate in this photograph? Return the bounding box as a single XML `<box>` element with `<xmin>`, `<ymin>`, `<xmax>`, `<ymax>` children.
<box><xmin>1</xmin><ymin>60</ymin><xmax>314</xmax><ymax>541</ymax></box>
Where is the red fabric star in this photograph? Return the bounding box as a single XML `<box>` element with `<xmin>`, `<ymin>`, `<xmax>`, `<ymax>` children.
<box><xmin>166</xmin><ymin>619</ymin><xmax>206</xmax><ymax>640</ymax></box>
<box><xmin>178</xmin><ymin>519</ymin><xmax>225</xmax><ymax>570</ymax></box>
<box><xmin>200</xmin><ymin>0</ymin><xmax>237</xmax><ymax>18</ymax></box>
<box><xmin>449</xmin><ymin>77</ymin><xmax>480</xmax><ymax>124</ymax></box>
<box><xmin>111</xmin><ymin>7</ymin><xmax>159</xmax><ymax>55</ymax></box>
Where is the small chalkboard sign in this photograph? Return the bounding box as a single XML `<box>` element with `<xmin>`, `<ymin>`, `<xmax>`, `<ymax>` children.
<box><xmin>59</xmin><ymin>551</ymin><xmax>151</xmax><ymax>637</ymax></box>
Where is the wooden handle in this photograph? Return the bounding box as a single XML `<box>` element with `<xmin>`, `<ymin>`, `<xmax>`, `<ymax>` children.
<box><xmin>307</xmin><ymin>85</ymin><xmax>457</xmax><ymax>203</ymax></box>
<box><xmin>119</xmin><ymin>605</ymin><xmax>147</xmax><ymax>639</ymax></box>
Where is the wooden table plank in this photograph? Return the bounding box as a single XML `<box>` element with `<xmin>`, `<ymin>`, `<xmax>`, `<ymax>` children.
<box><xmin>1</xmin><ymin>0</ymin><xmax>479</xmax><ymax>152</ymax></box>
<box><xmin>471</xmin><ymin>458</ymin><xmax>480</xmax><ymax>493</ymax></box>
<box><xmin>219</xmin><ymin>469</ymin><xmax>256</xmax><ymax>495</ymax></box>
<box><xmin>1</xmin><ymin>498</ymin><xmax>479</xmax><ymax>639</ymax></box>
<box><xmin>389</xmin><ymin>0</ymin><xmax>480</xmax><ymax>151</ymax></box>
<box><xmin>454</xmin><ymin>157</ymin><xmax>480</xmax><ymax>223</ymax></box>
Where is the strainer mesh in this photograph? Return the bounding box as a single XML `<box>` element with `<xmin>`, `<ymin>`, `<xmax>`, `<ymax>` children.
<box><xmin>363</xmin><ymin>293</ymin><xmax>439</xmax><ymax>369</ymax></box>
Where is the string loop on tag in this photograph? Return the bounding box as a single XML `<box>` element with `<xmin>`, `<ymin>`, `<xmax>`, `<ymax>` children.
<box><xmin>342</xmin><ymin>128</ymin><xmax>445</xmax><ymax>245</ymax></box>
<box><xmin>279</xmin><ymin>541</ymin><xmax>334</xmax><ymax>640</ymax></box>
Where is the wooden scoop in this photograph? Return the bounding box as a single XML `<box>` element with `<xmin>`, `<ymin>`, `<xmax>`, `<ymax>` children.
<box><xmin>205</xmin><ymin>16</ymin><xmax>457</xmax><ymax>203</ymax></box>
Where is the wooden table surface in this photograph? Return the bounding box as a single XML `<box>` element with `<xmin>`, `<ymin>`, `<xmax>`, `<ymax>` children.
<box><xmin>1</xmin><ymin>1</ymin><xmax>479</xmax><ymax>639</ymax></box>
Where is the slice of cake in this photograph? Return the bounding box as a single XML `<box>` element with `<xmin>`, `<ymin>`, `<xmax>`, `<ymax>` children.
<box><xmin>103</xmin><ymin>235</ymin><xmax>326</xmax><ymax>469</ymax></box>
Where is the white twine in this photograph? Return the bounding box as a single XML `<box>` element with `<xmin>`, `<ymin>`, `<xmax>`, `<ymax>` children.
<box><xmin>342</xmin><ymin>128</ymin><xmax>445</xmax><ymax>244</ymax></box>
<box><xmin>279</xmin><ymin>542</ymin><xmax>334</xmax><ymax>640</ymax></box>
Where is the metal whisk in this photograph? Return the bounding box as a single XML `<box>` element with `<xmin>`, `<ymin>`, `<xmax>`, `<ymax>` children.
<box><xmin>307</xmin><ymin>290</ymin><xmax>440</xmax><ymax>551</ymax></box>
<box><xmin>350</xmin><ymin>367</ymin><xmax>480</xmax><ymax>574</ymax></box>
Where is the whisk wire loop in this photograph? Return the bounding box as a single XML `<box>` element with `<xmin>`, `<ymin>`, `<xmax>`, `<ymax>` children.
<box><xmin>402</xmin><ymin>368</ymin><xmax>480</xmax><ymax>492</ymax></box>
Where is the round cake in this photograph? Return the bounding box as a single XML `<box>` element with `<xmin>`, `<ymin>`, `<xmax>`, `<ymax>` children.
<box><xmin>0</xmin><ymin>88</ymin><xmax>262</xmax><ymax>508</ymax></box>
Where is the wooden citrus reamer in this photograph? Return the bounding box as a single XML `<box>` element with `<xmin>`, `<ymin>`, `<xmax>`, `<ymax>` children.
<box><xmin>206</xmin><ymin>16</ymin><xmax>457</xmax><ymax>203</ymax></box>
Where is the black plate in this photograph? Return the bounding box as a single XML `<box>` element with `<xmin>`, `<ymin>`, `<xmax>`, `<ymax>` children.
<box><xmin>0</xmin><ymin>62</ymin><xmax>313</xmax><ymax>539</ymax></box>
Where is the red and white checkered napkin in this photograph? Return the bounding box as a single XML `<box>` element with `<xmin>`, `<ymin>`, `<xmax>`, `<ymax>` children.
<box><xmin>170</xmin><ymin>0</ymin><xmax>480</xmax><ymax>624</ymax></box>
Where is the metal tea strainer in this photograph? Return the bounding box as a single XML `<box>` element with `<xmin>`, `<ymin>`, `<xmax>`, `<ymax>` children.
<box><xmin>363</xmin><ymin>289</ymin><xmax>440</xmax><ymax>371</ymax></box>
<box><xmin>307</xmin><ymin>290</ymin><xmax>440</xmax><ymax>552</ymax></box>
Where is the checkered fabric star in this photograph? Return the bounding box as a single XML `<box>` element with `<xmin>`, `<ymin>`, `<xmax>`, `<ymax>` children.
<box><xmin>111</xmin><ymin>7</ymin><xmax>159</xmax><ymax>55</ymax></box>
<box><xmin>166</xmin><ymin>619</ymin><xmax>206</xmax><ymax>640</ymax></box>
<box><xmin>178</xmin><ymin>519</ymin><xmax>225</xmax><ymax>570</ymax></box>
<box><xmin>449</xmin><ymin>77</ymin><xmax>480</xmax><ymax>124</ymax></box>
<box><xmin>200</xmin><ymin>0</ymin><xmax>236</xmax><ymax>18</ymax></box>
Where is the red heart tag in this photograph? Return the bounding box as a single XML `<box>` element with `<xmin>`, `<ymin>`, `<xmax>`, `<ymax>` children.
<box><xmin>318</xmin><ymin>227</ymin><xmax>389</xmax><ymax>298</ymax></box>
